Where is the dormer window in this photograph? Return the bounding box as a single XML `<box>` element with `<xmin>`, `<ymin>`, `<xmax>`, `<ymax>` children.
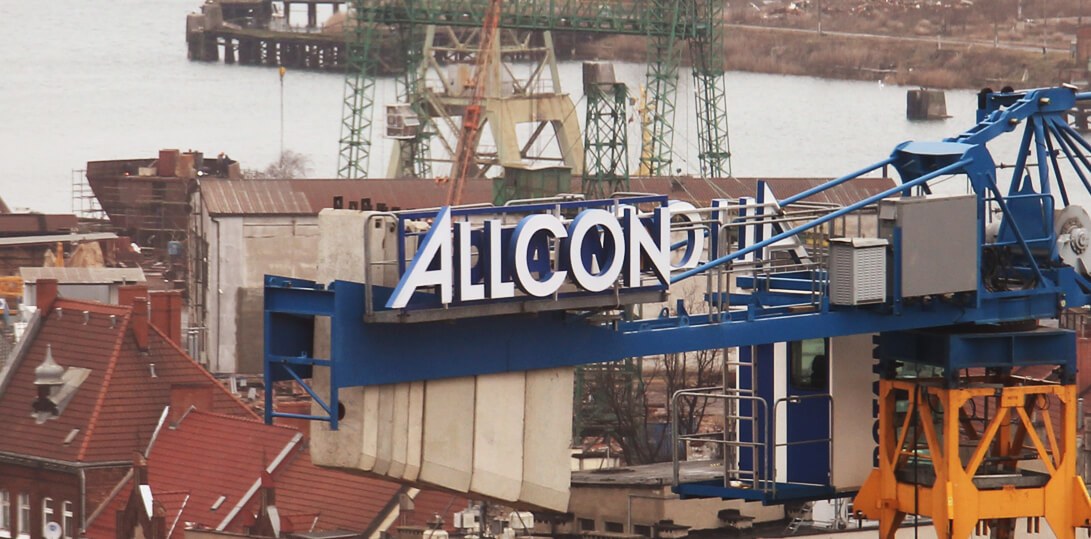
<box><xmin>31</xmin><ymin>345</ymin><xmax>92</xmax><ymax>424</ymax></box>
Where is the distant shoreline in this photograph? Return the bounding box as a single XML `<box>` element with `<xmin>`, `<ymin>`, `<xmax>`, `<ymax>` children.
<box><xmin>576</xmin><ymin>26</ymin><xmax>1075</xmax><ymax>91</ymax></box>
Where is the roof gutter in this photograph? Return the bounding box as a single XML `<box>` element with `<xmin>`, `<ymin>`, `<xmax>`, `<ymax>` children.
<box><xmin>0</xmin><ymin>450</ymin><xmax>132</xmax><ymax>471</ymax></box>
<box><xmin>215</xmin><ymin>432</ymin><xmax>303</xmax><ymax>531</ymax></box>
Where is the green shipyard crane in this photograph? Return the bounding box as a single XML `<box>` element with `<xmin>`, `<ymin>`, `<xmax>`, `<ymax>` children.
<box><xmin>336</xmin><ymin>0</ymin><xmax>732</xmax><ymax>180</ymax></box>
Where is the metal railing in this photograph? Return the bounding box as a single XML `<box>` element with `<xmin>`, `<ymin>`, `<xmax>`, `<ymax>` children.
<box><xmin>670</xmin><ymin>388</ymin><xmax>771</xmax><ymax>492</ymax></box>
<box><xmin>670</xmin><ymin>387</ymin><xmax>834</xmax><ymax>496</ymax></box>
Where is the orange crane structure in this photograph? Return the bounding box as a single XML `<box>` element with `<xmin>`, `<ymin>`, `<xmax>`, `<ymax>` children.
<box><xmin>444</xmin><ymin>0</ymin><xmax>503</xmax><ymax>206</ymax></box>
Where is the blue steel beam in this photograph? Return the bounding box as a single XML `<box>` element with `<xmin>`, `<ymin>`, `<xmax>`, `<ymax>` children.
<box><xmin>261</xmin><ymin>274</ymin><xmax>1076</xmax><ymax>389</ymax></box>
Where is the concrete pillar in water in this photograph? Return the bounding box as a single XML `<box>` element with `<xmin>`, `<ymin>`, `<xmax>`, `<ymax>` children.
<box><xmin>906</xmin><ymin>88</ymin><xmax>949</xmax><ymax>120</ymax></box>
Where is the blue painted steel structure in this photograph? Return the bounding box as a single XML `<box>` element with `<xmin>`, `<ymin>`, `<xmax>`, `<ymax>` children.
<box><xmin>265</xmin><ymin>86</ymin><xmax>1091</xmax><ymax>504</ymax></box>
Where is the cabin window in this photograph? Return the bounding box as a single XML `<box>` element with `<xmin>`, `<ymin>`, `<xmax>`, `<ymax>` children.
<box><xmin>790</xmin><ymin>338</ymin><xmax>829</xmax><ymax>391</ymax></box>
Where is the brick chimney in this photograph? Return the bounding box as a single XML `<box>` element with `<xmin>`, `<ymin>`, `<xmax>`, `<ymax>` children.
<box><xmin>118</xmin><ymin>285</ymin><xmax>149</xmax><ymax>309</ymax></box>
<box><xmin>131</xmin><ymin>297</ymin><xmax>149</xmax><ymax>350</ymax></box>
<box><xmin>149</xmin><ymin>291</ymin><xmax>183</xmax><ymax>346</ymax></box>
<box><xmin>36</xmin><ymin>279</ymin><xmax>58</xmax><ymax>312</ymax></box>
<box><xmin>134</xmin><ymin>452</ymin><xmax>149</xmax><ymax>485</ymax></box>
<box><xmin>169</xmin><ymin>384</ymin><xmax>214</xmax><ymax>425</ymax></box>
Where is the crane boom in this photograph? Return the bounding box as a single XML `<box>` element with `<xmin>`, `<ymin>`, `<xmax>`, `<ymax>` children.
<box><xmin>445</xmin><ymin>0</ymin><xmax>503</xmax><ymax>206</ymax></box>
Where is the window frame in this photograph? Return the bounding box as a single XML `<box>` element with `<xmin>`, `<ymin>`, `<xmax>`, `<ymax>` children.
<box><xmin>41</xmin><ymin>497</ymin><xmax>53</xmax><ymax>538</ymax></box>
<box><xmin>61</xmin><ymin>502</ymin><xmax>73</xmax><ymax>539</ymax></box>
<box><xmin>0</xmin><ymin>490</ymin><xmax>10</xmax><ymax>538</ymax></box>
<box><xmin>16</xmin><ymin>493</ymin><xmax>29</xmax><ymax>539</ymax></box>
<box><xmin>789</xmin><ymin>338</ymin><xmax>830</xmax><ymax>391</ymax></box>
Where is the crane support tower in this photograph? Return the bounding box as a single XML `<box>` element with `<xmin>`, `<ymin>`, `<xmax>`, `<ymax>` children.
<box><xmin>338</xmin><ymin>0</ymin><xmax>732</xmax><ymax>179</ymax></box>
<box><xmin>274</xmin><ymin>86</ymin><xmax>1091</xmax><ymax>537</ymax></box>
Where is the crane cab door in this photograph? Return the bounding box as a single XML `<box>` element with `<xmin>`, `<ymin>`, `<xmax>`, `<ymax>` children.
<box><xmin>736</xmin><ymin>340</ymin><xmax>831</xmax><ymax>490</ymax></box>
<box><xmin>783</xmin><ymin>338</ymin><xmax>831</xmax><ymax>486</ymax></box>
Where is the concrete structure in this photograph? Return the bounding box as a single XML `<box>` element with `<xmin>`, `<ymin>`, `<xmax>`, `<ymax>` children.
<box><xmin>307</xmin><ymin>209</ymin><xmax>574</xmax><ymax>512</ymax></box>
<box><xmin>194</xmin><ymin>175</ymin><xmax>892</xmax><ymax>374</ymax></box>
<box><xmin>568</xmin><ymin>462</ymin><xmax>784</xmax><ymax>535</ymax></box>
<box><xmin>21</xmin><ymin>267</ymin><xmax>146</xmax><ymax>306</ymax></box>
<box><xmin>188</xmin><ymin>178</ymin><xmax>494</xmax><ymax>373</ymax></box>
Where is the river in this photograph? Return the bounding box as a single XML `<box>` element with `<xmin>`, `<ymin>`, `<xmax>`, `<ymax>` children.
<box><xmin>0</xmin><ymin>0</ymin><xmax>1031</xmax><ymax>214</ymax></box>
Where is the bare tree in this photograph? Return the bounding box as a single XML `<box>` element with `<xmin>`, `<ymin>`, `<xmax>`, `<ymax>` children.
<box><xmin>242</xmin><ymin>150</ymin><xmax>311</xmax><ymax>179</ymax></box>
<box><xmin>579</xmin><ymin>296</ymin><xmax>722</xmax><ymax>465</ymax></box>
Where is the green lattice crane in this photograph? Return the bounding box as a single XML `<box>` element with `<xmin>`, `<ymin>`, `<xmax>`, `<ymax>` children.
<box><xmin>583</xmin><ymin>71</ymin><xmax>629</xmax><ymax>199</ymax></box>
<box><xmin>337</xmin><ymin>0</ymin><xmax>732</xmax><ymax>181</ymax></box>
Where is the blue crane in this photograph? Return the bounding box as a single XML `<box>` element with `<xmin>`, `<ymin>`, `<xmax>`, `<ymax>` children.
<box><xmin>265</xmin><ymin>86</ymin><xmax>1091</xmax><ymax>539</ymax></box>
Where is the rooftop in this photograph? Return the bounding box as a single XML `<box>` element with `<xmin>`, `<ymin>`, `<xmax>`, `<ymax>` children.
<box><xmin>85</xmin><ymin>409</ymin><xmax>468</xmax><ymax>538</ymax></box>
<box><xmin>0</xmin><ymin>296</ymin><xmax>255</xmax><ymax>465</ymax></box>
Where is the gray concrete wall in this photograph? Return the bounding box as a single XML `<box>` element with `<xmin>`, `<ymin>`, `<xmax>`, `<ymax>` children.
<box><xmin>202</xmin><ymin>213</ymin><xmax>319</xmax><ymax>373</ymax></box>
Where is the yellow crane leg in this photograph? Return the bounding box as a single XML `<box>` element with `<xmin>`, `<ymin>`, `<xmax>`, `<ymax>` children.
<box><xmin>854</xmin><ymin>379</ymin><xmax>1091</xmax><ymax>539</ymax></box>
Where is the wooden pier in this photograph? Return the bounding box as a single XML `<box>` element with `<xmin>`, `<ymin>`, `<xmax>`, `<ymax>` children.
<box><xmin>187</xmin><ymin>0</ymin><xmax>347</xmax><ymax>71</ymax></box>
<box><xmin>188</xmin><ymin>27</ymin><xmax>345</xmax><ymax>71</ymax></box>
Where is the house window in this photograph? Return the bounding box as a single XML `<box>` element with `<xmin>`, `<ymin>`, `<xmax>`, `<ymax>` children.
<box><xmin>790</xmin><ymin>338</ymin><xmax>829</xmax><ymax>391</ymax></box>
<box><xmin>16</xmin><ymin>494</ymin><xmax>28</xmax><ymax>538</ymax></box>
<box><xmin>578</xmin><ymin>518</ymin><xmax>595</xmax><ymax>531</ymax></box>
<box><xmin>604</xmin><ymin>522</ymin><xmax>624</xmax><ymax>533</ymax></box>
<box><xmin>61</xmin><ymin>502</ymin><xmax>73</xmax><ymax>539</ymax></box>
<box><xmin>41</xmin><ymin>498</ymin><xmax>53</xmax><ymax>536</ymax></box>
<box><xmin>0</xmin><ymin>490</ymin><xmax>10</xmax><ymax>537</ymax></box>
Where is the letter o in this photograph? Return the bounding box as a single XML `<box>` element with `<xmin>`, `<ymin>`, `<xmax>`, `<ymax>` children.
<box><xmin>567</xmin><ymin>209</ymin><xmax>625</xmax><ymax>292</ymax></box>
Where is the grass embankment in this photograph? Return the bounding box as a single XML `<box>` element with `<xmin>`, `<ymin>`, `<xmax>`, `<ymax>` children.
<box><xmin>579</xmin><ymin>27</ymin><xmax>1076</xmax><ymax>90</ymax></box>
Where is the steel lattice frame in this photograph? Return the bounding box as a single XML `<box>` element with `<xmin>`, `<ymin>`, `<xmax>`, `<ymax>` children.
<box><xmin>583</xmin><ymin>83</ymin><xmax>630</xmax><ymax>199</ymax></box>
<box><xmin>337</xmin><ymin>0</ymin><xmax>732</xmax><ymax>180</ymax></box>
<box><xmin>391</xmin><ymin>23</ymin><xmax>433</xmax><ymax>179</ymax></box>
<box><xmin>690</xmin><ymin>0</ymin><xmax>732</xmax><ymax>177</ymax></box>
<box><xmin>338</xmin><ymin>2</ymin><xmax>379</xmax><ymax>179</ymax></box>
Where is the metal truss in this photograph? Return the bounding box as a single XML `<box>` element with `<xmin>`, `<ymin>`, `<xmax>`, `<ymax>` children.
<box><xmin>338</xmin><ymin>0</ymin><xmax>732</xmax><ymax>180</ymax></box>
<box><xmin>583</xmin><ymin>82</ymin><xmax>629</xmax><ymax>198</ymax></box>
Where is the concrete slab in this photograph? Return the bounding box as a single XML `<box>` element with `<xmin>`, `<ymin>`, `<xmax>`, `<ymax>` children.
<box><xmin>307</xmin><ymin>368</ymin><xmax>364</xmax><ymax>470</ymax></box>
<box><xmin>470</xmin><ymin>371</ymin><xmax>526</xmax><ymax>502</ymax></box>
<box><xmin>421</xmin><ymin>377</ymin><xmax>475</xmax><ymax>491</ymax></box>
<box><xmin>359</xmin><ymin>385</ymin><xmax>379</xmax><ymax>471</ymax></box>
<box><xmin>520</xmin><ymin>367</ymin><xmax>573</xmax><ymax>511</ymax></box>
<box><xmin>404</xmin><ymin>381</ymin><xmax>425</xmax><ymax>482</ymax></box>
<box><xmin>389</xmin><ymin>382</ymin><xmax>411</xmax><ymax>478</ymax></box>
<box><xmin>373</xmin><ymin>384</ymin><xmax>396</xmax><ymax>475</ymax></box>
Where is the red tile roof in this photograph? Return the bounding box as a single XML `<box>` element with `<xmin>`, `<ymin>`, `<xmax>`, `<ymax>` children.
<box><xmin>620</xmin><ymin>176</ymin><xmax>897</xmax><ymax>207</ymax></box>
<box><xmin>403</xmin><ymin>491</ymin><xmax>469</xmax><ymax>532</ymax></box>
<box><xmin>0</xmin><ymin>297</ymin><xmax>256</xmax><ymax>464</ymax></box>
<box><xmin>149</xmin><ymin>411</ymin><xmax>302</xmax><ymax>535</ymax></box>
<box><xmin>84</xmin><ymin>410</ymin><xmax>301</xmax><ymax>539</ymax></box>
<box><xmin>273</xmin><ymin>446</ymin><xmax>403</xmax><ymax>533</ymax></box>
<box><xmin>84</xmin><ymin>410</ymin><xmax>469</xmax><ymax>539</ymax></box>
<box><xmin>199</xmin><ymin>179</ymin><xmax>496</xmax><ymax>216</ymax></box>
<box><xmin>198</xmin><ymin>176</ymin><xmax>897</xmax><ymax>217</ymax></box>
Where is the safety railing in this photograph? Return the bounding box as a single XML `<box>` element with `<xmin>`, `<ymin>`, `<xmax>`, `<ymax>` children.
<box><xmin>670</xmin><ymin>388</ymin><xmax>772</xmax><ymax>493</ymax></box>
<box><xmin>771</xmin><ymin>393</ymin><xmax>834</xmax><ymax>496</ymax></box>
